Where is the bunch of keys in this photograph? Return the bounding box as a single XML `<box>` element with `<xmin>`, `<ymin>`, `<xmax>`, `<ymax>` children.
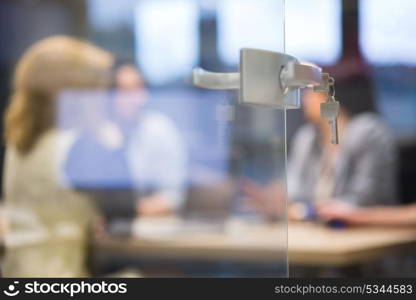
<box><xmin>314</xmin><ymin>74</ymin><xmax>340</xmax><ymax>144</ymax></box>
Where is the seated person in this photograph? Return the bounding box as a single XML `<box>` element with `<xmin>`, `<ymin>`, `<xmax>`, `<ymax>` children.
<box><xmin>243</xmin><ymin>75</ymin><xmax>398</xmax><ymax>221</ymax></box>
<box><xmin>118</xmin><ymin>65</ymin><xmax>187</xmax><ymax>216</ymax></box>
<box><xmin>64</xmin><ymin>64</ymin><xmax>187</xmax><ymax>226</ymax></box>
<box><xmin>3</xmin><ymin>36</ymin><xmax>113</xmax><ymax>277</ymax></box>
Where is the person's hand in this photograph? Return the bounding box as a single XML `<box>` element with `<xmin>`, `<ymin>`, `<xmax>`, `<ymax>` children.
<box><xmin>136</xmin><ymin>194</ymin><xmax>173</xmax><ymax>217</ymax></box>
<box><xmin>241</xmin><ymin>179</ymin><xmax>285</xmax><ymax>221</ymax></box>
<box><xmin>316</xmin><ymin>201</ymin><xmax>360</xmax><ymax>224</ymax></box>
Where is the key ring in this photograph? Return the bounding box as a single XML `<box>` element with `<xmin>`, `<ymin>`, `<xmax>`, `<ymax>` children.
<box><xmin>328</xmin><ymin>77</ymin><xmax>335</xmax><ymax>98</ymax></box>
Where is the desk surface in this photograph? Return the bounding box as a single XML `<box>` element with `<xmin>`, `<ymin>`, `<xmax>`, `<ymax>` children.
<box><xmin>95</xmin><ymin>218</ymin><xmax>416</xmax><ymax>267</ymax></box>
<box><xmin>288</xmin><ymin>222</ymin><xmax>416</xmax><ymax>266</ymax></box>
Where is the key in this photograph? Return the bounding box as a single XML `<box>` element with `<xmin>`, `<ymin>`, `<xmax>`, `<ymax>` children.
<box><xmin>320</xmin><ymin>95</ymin><xmax>340</xmax><ymax>144</ymax></box>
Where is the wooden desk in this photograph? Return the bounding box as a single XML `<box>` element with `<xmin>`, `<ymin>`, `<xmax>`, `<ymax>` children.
<box><xmin>289</xmin><ymin>222</ymin><xmax>416</xmax><ymax>266</ymax></box>
<box><xmin>95</xmin><ymin>218</ymin><xmax>416</xmax><ymax>267</ymax></box>
<box><xmin>96</xmin><ymin>218</ymin><xmax>286</xmax><ymax>263</ymax></box>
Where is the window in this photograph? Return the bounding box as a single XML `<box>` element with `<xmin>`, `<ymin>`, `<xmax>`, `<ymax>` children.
<box><xmin>360</xmin><ymin>0</ymin><xmax>416</xmax><ymax>65</ymax></box>
<box><xmin>285</xmin><ymin>0</ymin><xmax>341</xmax><ymax>65</ymax></box>
<box><xmin>217</xmin><ymin>0</ymin><xmax>284</xmax><ymax>66</ymax></box>
<box><xmin>134</xmin><ymin>0</ymin><xmax>199</xmax><ymax>85</ymax></box>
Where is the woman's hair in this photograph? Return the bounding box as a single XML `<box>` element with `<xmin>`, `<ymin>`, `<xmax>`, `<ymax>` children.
<box><xmin>5</xmin><ymin>36</ymin><xmax>114</xmax><ymax>155</ymax></box>
<box><xmin>334</xmin><ymin>74</ymin><xmax>377</xmax><ymax>117</ymax></box>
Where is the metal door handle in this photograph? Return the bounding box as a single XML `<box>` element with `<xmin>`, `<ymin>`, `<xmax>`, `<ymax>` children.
<box><xmin>191</xmin><ymin>48</ymin><xmax>325</xmax><ymax>109</ymax></box>
<box><xmin>192</xmin><ymin>68</ymin><xmax>240</xmax><ymax>90</ymax></box>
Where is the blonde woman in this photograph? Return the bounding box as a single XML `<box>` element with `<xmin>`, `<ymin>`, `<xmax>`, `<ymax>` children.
<box><xmin>3</xmin><ymin>36</ymin><xmax>114</xmax><ymax>277</ymax></box>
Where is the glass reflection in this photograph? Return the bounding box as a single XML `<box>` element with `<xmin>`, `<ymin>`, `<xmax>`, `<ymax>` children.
<box><xmin>1</xmin><ymin>0</ymin><xmax>287</xmax><ymax>278</ymax></box>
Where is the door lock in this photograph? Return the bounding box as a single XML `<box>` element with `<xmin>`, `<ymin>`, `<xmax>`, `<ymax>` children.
<box><xmin>192</xmin><ymin>48</ymin><xmax>325</xmax><ymax>109</ymax></box>
<box><xmin>192</xmin><ymin>48</ymin><xmax>340</xmax><ymax>144</ymax></box>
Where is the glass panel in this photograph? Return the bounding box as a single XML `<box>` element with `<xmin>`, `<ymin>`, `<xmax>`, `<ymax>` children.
<box><xmin>1</xmin><ymin>0</ymin><xmax>287</xmax><ymax>277</ymax></box>
<box><xmin>285</xmin><ymin>0</ymin><xmax>342</xmax><ymax>65</ymax></box>
<box><xmin>217</xmin><ymin>0</ymin><xmax>285</xmax><ymax>66</ymax></box>
<box><xmin>360</xmin><ymin>0</ymin><xmax>416</xmax><ymax>65</ymax></box>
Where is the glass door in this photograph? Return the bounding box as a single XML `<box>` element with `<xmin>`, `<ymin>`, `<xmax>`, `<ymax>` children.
<box><xmin>1</xmin><ymin>0</ymin><xmax>288</xmax><ymax>277</ymax></box>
